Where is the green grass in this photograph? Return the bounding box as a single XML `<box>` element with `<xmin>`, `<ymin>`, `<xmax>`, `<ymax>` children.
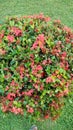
<box><xmin>0</xmin><ymin>96</ymin><xmax>73</xmax><ymax>130</ymax></box>
<box><xmin>0</xmin><ymin>0</ymin><xmax>73</xmax><ymax>130</ymax></box>
<box><xmin>0</xmin><ymin>0</ymin><xmax>73</xmax><ymax>28</ymax></box>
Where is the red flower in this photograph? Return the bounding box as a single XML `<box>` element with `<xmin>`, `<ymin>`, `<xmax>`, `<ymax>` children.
<box><xmin>7</xmin><ymin>35</ymin><xmax>14</xmax><ymax>43</ymax></box>
<box><xmin>44</xmin><ymin>114</ymin><xmax>50</xmax><ymax>119</ymax></box>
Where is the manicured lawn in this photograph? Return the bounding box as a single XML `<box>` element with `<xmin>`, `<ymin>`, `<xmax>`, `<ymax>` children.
<box><xmin>0</xmin><ymin>0</ymin><xmax>73</xmax><ymax>130</ymax></box>
<box><xmin>0</xmin><ymin>96</ymin><xmax>73</xmax><ymax>130</ymax></box>
<box><xmin>0</xmin><ymin>0</ymin><xmax>73</xmax><ymax>28</ymax></box>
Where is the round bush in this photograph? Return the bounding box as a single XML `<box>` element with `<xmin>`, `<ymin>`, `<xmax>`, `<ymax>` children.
<box><xmin>0</xmin><ymin>14</ymin><xmax>73</xmax><ymax>120</ymax></box>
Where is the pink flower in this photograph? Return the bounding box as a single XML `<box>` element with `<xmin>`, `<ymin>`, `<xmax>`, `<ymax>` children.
<box><xmin>4</xmin><ymin>74</ymin><xmax>11</xmax><ymax>79</ymax></box>
<box><xmin>56</xmin><ymin>92</ymin><xmax>64</xmax><ymax>98</ymax></box>
<box><xmin>7</xmin><ymin>93</ymin><xmax>15</xmax><ymax>101</ymax></box>
<box><xmin>2</xmin><ymin>105</ymin><xmax>8</xmax><ymax>112</ymax></box>
<box><xmin>32</xmin><ymin>65</ymin><xmax>43</xmax><ymax>78</ymax></box>
<box><xmin>65</xmin><ymin>38</ymin><xmax>70</xmax><ymax>43</ymax></box>
<box><xmin>7</xmin><ymin>35</ymin><xmax>14</xmax><ymax>43</ymax></box>
<box><xmin>20</xmin><ymin>73</ymin><xmax>24</xmax><ymax>79</ymax></box>
<box><xmin>65</xmin><ymin>61</ymin><xmax>69</xmax><ymax>70</ymax></box>
<box><xmin>27</xmin><ymin>107</ymin><xmax>34</xmax><ymax>114</ymax></box>
<box><xmin>63</xmin><ymin>88</ymin><xmax>69</xmax><ymax>95</ymax></box>
<box><xmin>33</xmin><ymin>83</ymin><xmax>38</xmax><ymax>89</ymax></box>
<box><xmin>0</xmin><ymin>39</ymin><xmax>2</xmax><ymax>43</ymax></box>
<box><xmin>46</xmin><ymin>77</ymin><xmax>53</xmax><ymax>83</ymax></box>
<box><xmin>0</xmin><ymin>49</ymin><xmax>6</xmax><ymax>55</ymax></box>
<box><xmin>63</xmin><ymin>26</ymin><xmax>71</xmax><ymax>33</ymax></box>
<box><xmin>0</xmin><ymin>30</ymin><xmax>4</xmax><ymax>39</ymax></box>
<box><xmin>16</xmin><ymin>65</ymin><xmax>25</xmax><ymax>74</ymax></box>
<box><xmin>36</xmin><ymin>65</ymin><xmax>43</xmax><ymax>71</ymax></box>
<box><xmin>0</xmin><ymin>33</ymin><xmax>4</xmax><ymax>39</ymax></box>
<box><xmin>10</xmin><ymin>80</ymin><xmax>15</xmax><ymax>86</ymax></box>
<box><xmin>40</xmin><ymin>85</ymin><xmax>44</xmax><ymax>90</ymax></box>
<box><xmin>60</xmin><ymin>52</ymin><xmax>67</xmax><ymax>60</ymax></box>
<box><xmin>31</xmin><ymin>41</ymin><xmax>38</xmax><ymax>50</ymax></box>
<box><xmin>12</xmin><ymin>27</ymin><xmax>22</xmax><ymax>37</ymax></box>
<box><xmin>38</xmin><ymin>34</ymin><xmax>45</xmax><ymax>49</ymax></box>
<box><xmin>5</xmin><ymin>86</ymin><xmax>9</xmax><ymax>91</ymax></box>
<box><xmin>11</xmin><ymin>107</ymin><xmax>18</xmax><ymax>114</ymax></box>
<box><xmin>52</xmin><ymin>48</ymin><xmax>60</xmax><ymax>56</ymax></box>
<box><xmin>54</xmin><ymin>20</ymin><xmax>61</xmax><ymax>24</ymax></box>
<box><xmin>11</xmin><ymin>107</ymin><xmax>23</xmax><ymax>115</ymax></box>
<box><xmin>50</xmin><ymin>101</ymin><xmax>59</xmax><ymax>110</ymax></box>
<box><xmin>60</xmin><ymin>62</ymin><xmax>65</xmax><ymax>69</ymax></box>
<box><xmin>31</xmin><ymin>34</ymin><xmax>45</xmax><ymax>50</ymax></box>
<box><xmin>20</xmin><ymin>66</ymin><xmax>25</xmax><ymax>73</ymax></box>
<box><xmin>42</xmin><ymin>60</ymin><xmax>47</xmax><ymax>65</ymax></box>
<box><xmin>37</xmin><ymin>13</ymin><xmax>44</xmax><ymax>19</ymax></box>
<box><xmin>10</xmin><ymin>80</ymin><xmax>18</xmax><ymax>87</ymax></box>
<box><xmin>4</xmin><ymin>68</ymin><xmax>9</xmax><ymax>71</ymax></box>
<box><xmin>47</xmin><ymin>58</ymin><xmax>52</xmax><ymax>64</ymax></box>
<box><xmin>37</xmin><ymin>34</ymin><xmax>45</xmax><ymax>43</ymax></box>
<box><xmin>24</xmin><ymin>89</ymin><xmax>34</xmax><ymax>96</ymax></box>
<box><xmin>44</xmin><ymin>17</ymin><xmax>51</xmax><ymax>22</ymax></box>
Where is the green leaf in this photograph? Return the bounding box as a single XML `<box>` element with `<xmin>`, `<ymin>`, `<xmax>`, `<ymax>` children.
<box><xmin>46</xmin><ymin>39</ymin><xmax>55</xmax><ymax>48</ymax></box>
<box><xmin>0</xmin><ymin>85</ymin><xmax>4</xmax><ymax>95</ymax></box>
<box><xmin>9</xmin><ymin>20</ymin><xmax>15</xmax><ymax>26</ymax></box>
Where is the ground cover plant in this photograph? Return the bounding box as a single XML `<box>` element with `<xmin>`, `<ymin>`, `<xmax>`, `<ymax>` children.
<box><xmin>0</xmin><ymin>14</ymin><xmax>73</xmax><ymax>122</ymax></box>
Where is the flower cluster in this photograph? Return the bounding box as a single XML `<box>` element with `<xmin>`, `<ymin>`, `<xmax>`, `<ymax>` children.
<box><xmin>0</xmin><ymin>14</ymin><xmax>73</xmax><ymax>120</ymax></box>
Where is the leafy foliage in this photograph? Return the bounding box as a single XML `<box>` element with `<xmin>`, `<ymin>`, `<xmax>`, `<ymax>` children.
<box><xmin>0</xmin><ymin>14</ymin><xmax>73</xmax><ymax>120</ymax></box>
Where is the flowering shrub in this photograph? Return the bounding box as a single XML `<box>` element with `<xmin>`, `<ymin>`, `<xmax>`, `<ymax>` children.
<box><xmin>0</xmin><ymin>14</ymin><xmax>73</xmax><ymax>120</ymax></box>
